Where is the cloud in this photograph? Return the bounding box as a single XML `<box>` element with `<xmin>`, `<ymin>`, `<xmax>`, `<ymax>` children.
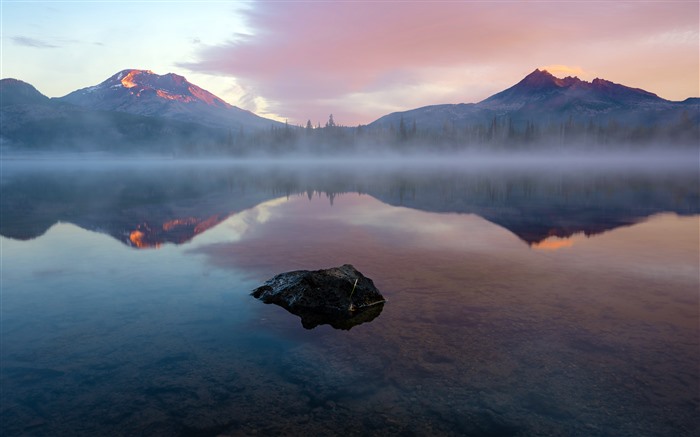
<box><xmin>645</xmin><ymin>29</ymin><xmax>700</xmax><ymax>46</ymax></box>
<box><xmin>540</xmin><ymin>65</ymin><xmax>590</xmax><ymax>79</ymax></box>
<box><xmin>11</xmin><ymin>36</ymin><xmax>59</xmax><ymax>49</ymax></box>
<box><xmin>181</xmin><ymin>1</ymin><xmax>699</xmax><ymax>124</ymax></box>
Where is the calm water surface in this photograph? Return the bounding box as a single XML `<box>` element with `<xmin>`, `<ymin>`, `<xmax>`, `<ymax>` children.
<box><xmin>1</xmin><ymin>160</ymin><xmax>698</xmax><ymax>436</ymax></box>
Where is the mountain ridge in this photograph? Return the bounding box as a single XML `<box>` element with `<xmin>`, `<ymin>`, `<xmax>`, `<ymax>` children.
<box><xmin>58</xmin><ymin>69</ymin><xmax>280</xmax><ymax>129</ymax></box>
<box><xmin>368</xmin><ymin>68</ymin><xmax>698</xmax><ymax>140</ymax></box>
<box><xmin>2</xmin><ymin>67</ymin><xmax>698</xmax><ymax>153</ymax></box>
<box><xmin>479</xmin><ymin>69</ymin><xmax>665</xmax><ymax>110</ymax></box>
<box><xmin>0</xmin><ymin>76</ymin><xmax>245</xmax><ymax>153</ymax></box>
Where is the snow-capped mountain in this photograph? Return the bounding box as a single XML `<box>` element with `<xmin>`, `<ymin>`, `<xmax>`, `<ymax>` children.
<box><xmin>0</xmin><ymin>76</ymin><xmax>243</xmax><ymax>153</ymax></box>
<box><xmin>59</xmin><ymin>69</ymin><xmax>280</xmax><ymax>130</ymax></box>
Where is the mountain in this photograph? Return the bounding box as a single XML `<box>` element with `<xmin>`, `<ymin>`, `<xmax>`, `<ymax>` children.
<box><xmin>479</xmin><ymin>69</ymin><xmax>663</xmax><ymax>111</ymax></box>
<box><xmin>0</xmin><ymin>77</ymin><xmax>241</xmax><ymax>154</ymax></box>
<box><xmin>0</xmin><ymin>70</ymin><xmax>288</xmax><ymax>154</ymax></box>
<box><xmin>0</xmin><ymin>79</ymin><xmax>50</xmax><ymax>106</ymax></box>
<box><xmin>3</xmin><ymin>67</ymin><xmax>697</xmax><ymax>154</ymax></box>
<box><xmin>1</xmin><ymin>78</ymin><xmax>58</xmax><ymax>134</ymax></box>
<box><xmin>59</xmin><ymin>69</ymin><xmax>280</xmax><ymax>130</ymax></box>
<box><xmin>369</xmin><ymin>69</ymin><xmax>699</xmax><ymax>138</ymax></box>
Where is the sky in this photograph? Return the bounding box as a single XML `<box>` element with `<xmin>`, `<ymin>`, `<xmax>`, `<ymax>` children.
<box><xmin>2</xmin><ymin>0</ymin><xmax>698</xmax><ymax>125</ymax></box>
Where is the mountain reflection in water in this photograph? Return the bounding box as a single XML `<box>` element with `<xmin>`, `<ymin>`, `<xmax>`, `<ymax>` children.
<box><xmin>1</xmin><ymin>160</ymin><xmax>698</xmax><ymax>437</ymax></box>
<box><xmin>2</xmin><ymin>161</ymin><xmax>697</xmax><ymax>248</ymax></box>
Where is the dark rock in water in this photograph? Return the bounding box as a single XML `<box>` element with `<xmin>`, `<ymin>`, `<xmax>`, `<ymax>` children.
<box><xmin>251</xmin><ymin>264</ymin><xmax>386</xmax><ymax>330</ymax></box>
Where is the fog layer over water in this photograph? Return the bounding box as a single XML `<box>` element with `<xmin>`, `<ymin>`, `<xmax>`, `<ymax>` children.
<box><xmin>3</xmin><ymin>147</ymin><xmax>699</xmax><ymax>168</ymax></box>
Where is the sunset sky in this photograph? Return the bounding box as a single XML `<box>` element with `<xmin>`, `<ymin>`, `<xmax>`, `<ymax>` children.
<box><xmin>3</xmin><ymin>0</ymin><xmax>698</xmax><ymax>125</ymax></box>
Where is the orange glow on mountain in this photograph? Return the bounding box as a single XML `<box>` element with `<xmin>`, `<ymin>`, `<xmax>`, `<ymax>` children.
<box><xmin>540</xmin><ymin>65</ymin><xmax>588</xmax><ymax>79</ymax></box>
<box><xmin>156</xmin><ymin>90</ymin><xmax>176</xmax><ymax>100</ymax></box>
<box><xmin>129</xmin><ymin>229</ymin><xmax>161</xmax><ymax>249</ymax></box>
<box><xmin>531</xmin><ymin>236</ymin><xmax>574</xmax><ymax>251</ymax></box>
<box><xmin>188</xmin><ymin>85</ymin><xmax>225</xmax><ymax>106</ymax></box>
<box><xmin>121</xmin><ymin>71</ymin><xmax>140</xmax><ymax>89</ymax></box>
<box><xmin>162</xmin><ymin>217</ymin><xmax>199</xmax><ymax>230</ymax></box>
<box><xmin>125</xmin><ymin>215</ymin><xmax>228</xmax><ymax>249</ymax></box>
<box><xmin>162</xmin><ymin>215</ymin><xmax>223</xmax><ymax>234</ymax></box>
<box><xmin>129</xmin><ymin>230</ymin><xmax>146</xmax><ymax>247</ymax></box>
<box><xmin>156</xmin><ymin>89</ymin><xmax>194</xmax><ymax>102</ymax></box>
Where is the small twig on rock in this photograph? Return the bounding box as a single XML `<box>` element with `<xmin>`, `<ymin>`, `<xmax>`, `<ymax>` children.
<box><xmin>348</xmin><ymin>278</ymin><xmax>359</xmax><ymax>312</ymax></box>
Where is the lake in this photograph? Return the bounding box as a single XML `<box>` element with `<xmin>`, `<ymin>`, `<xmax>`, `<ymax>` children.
<box><xmin>1</xmin><ymin>158</ymin><xmax>698</xmax><ymax>436</ymax></box>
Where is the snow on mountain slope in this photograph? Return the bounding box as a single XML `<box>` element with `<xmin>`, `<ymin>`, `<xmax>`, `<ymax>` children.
<box><xmin>59</xmin><ymin>69</ymin><xmax>281</xmax><ymax>130</ymax></box>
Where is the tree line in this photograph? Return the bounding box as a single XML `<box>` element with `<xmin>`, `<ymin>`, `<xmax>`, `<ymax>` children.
<box><xmin>190</xmin><ymin>109</ymin><xmax>696</xmax><ymax>156</ymax></box>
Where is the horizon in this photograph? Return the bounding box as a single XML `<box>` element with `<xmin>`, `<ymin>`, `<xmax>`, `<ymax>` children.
<box><xmin>4</xmin><ymin>66</ymin><xmax>697</xmax><ymax>129</ymax></box>
<box><xmin>3</xmin><ymin>1</ymin><xmax>698</xmax><ymax>126</ymax></box>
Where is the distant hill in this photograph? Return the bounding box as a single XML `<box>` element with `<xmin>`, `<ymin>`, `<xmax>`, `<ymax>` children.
<box><xmin>59</xmin><ymin>69</ymin><xmax>281</xmax><ymax>130</ymax></box>
<box><xmin>0</xmin><ymin>71</ymin><xmax>286</xmax><ymax>154</ymax></box>
<box><xmin>369</xmin><ymin>69</ymin><xmax>699</xmax><ymax>144</ymax></box>
<box><xmin>0</xmin><ymin>79</ymin><xmax>50</xmax><ymax>106</ymax></box>
<box><xmin>0</xmin><ymin>78</ymin><xmax>236</xmax><ymax>154</ymax></box>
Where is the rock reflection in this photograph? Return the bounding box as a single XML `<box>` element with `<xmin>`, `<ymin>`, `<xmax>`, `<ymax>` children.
<box><xmin>290</xmin><ymin>302</ymin><xmax>384</xmax><ymax>330</ymax></box>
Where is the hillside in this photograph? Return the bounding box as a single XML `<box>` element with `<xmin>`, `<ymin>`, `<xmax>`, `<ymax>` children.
<box><xmin>59</xmin><ymin>69</ymin><xmax>281</xmax><ymax>130</ymax></box>
<box><xmin>369</xmin><ymin>69</ymin><xmax>699</xmax><ymax>145</ymax></box>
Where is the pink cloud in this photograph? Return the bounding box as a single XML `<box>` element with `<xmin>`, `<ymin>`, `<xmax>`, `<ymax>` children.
<box><xmin>182</xmin><ymin>1</ymin><xmax>699</xmax><ymax>125</ymax></box>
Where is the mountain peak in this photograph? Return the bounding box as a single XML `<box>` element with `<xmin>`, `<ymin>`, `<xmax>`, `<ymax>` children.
<box><xmin>63</xmin><ymin>69</ymin><xmax>233</xmax><ymax>110</ymax></box>
<box><xmin>523</xmin><ymin>68</ymin><xmax>556</xmax><ymax>82</ymax></box>
<box><xmin>518</xmin><ymin>69</ymin><xmax>584</xmax><ymax>89</ymax></box>
<box><xmin>480</xmin><ymin>67</ymin><xmax>662</xmax><ymax>108</ymax></box>
<box><xmin>56</xmin><ymin>69</ymin><xmax>281</xmax><ymax>130</ymax></box>
<box><xmin>113</xmin><ymin>69</ymin><xmax>154</xmax><ymax>88</ymax></box>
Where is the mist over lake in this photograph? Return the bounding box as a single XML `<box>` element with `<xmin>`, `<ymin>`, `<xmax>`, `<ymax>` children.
<box><xmin>2</xmin><ymin>158</ymin><xmax>698</xmax><ymax>436</ymax></box>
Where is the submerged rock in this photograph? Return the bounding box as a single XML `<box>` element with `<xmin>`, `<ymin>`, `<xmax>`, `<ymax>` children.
<box><xmin>251</xmin><ymin>264</ymin><xmax>386</xmax><ymax>330</ymax></box>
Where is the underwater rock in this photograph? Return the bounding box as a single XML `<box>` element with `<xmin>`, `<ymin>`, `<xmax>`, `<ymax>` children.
<box><xmin>251</xmin><ymin>264</ymin><xmax>386</xmax><ymax>330</ymax></box>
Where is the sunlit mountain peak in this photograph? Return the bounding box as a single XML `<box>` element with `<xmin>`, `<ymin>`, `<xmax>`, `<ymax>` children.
<box><xmin>119</xmin><ymin>69</ymin><xmax>151</xmax><ymax>88</ymax></box>
<box><xmin>56</xmin><ymin>69</ymin><xmax>283</xmax><ymax>129</ymax></box>
<box><xmin>84</xmin><ymin>69</ymin><xmax>232</xmax><ymax>107</ymax></box>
